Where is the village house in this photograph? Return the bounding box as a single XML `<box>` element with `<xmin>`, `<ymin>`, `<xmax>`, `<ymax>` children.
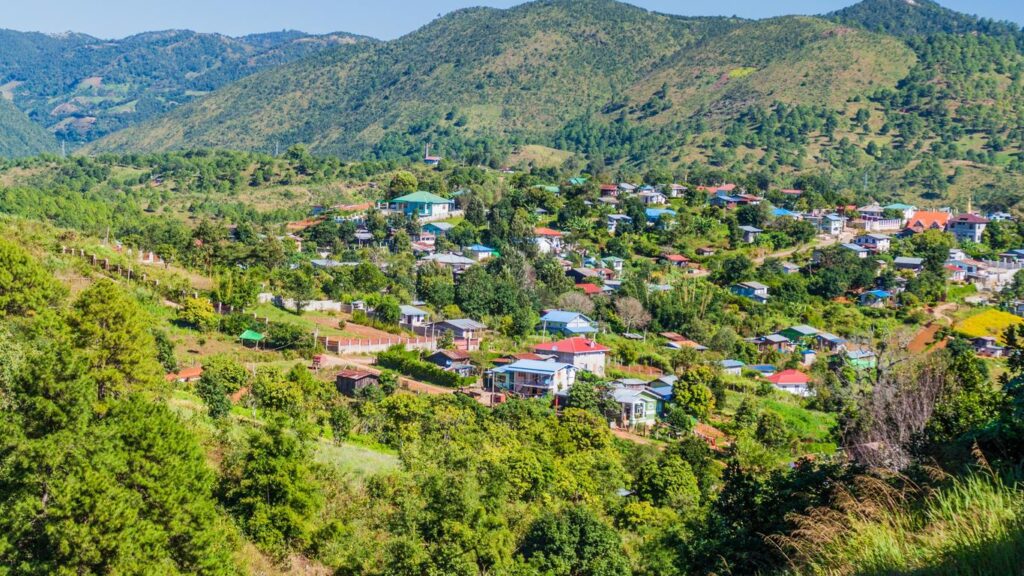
<box><xmin>539</xmin><ymin>310</ymin><xmax>598</xmax><ymax>336</ymax></box>
<box><xmin>972</xmin><ymin>337</ymin><xmax>1006</xmax><ymax>358</ymax></box>
<box><xmin>489</xmin><ymin>360</ymin><xmax>577</xmax><ymax>397</ymax></box>
<box><xmin>720</xmin><ymin>359</ymin><xmax>745</xmax><ymax>376</ymax></box>
<box><xmin>846</xmin><ymin>350</ymin><xmax>878</xmax><ymax>370</ymax></box>
<box><xmin>779</xmin><ymin>325</ymin><xmax>819</xmax><ymax>345</ymax></box>
<box><xmin>755</xmin><ymin>333</ymin><xmax>794</xmax><ymax>353</ymax></box>
<box><xmin>807</xmin><ymin>213</ymin><xmax>846</xmax><ymax>236</ymax></box>
<box><xmin>662</xmin><ymin>254</ymin><xmax>691</xmax><ymax>268</ymax></box>
<box><xmin>645</xmin><ymin>208</ymin><xmax>677</xmax><ymax>227</ymax></box>
<box><xmin>894</xmin><ymin>256</ymin><xmax>925</xmax><ymax>273</ymax></box>
<box><xmin>903</xmin><ymin>211</ymin><xmax>951</xmax><ymax>235</ymax></box>
<box><xmin>739</xmin><ymin>225</ymin><xmax>763</xmax><ymax>244</ymax></box>
<box><xmin>840</xmin><ymin>243</ymin><xmax>870</xmax><ymax>258</ymax></box>
<box><xmin>885</xmin><ymin>203</ymin><xmax>918</xmax><ymax>221</ymax></box>
<box><xmin>637</xmin><ymin>189</ymin><xmax>667</xmax><ymax>205</ymax></box>
<box><xmin>425</xmin><ymin>350</ymin><xmax>475</xmax><ymax>377</ymax></box>
<box><xmin>423</xmin><ymin>222</ymin><xmax>454</xmax><ymax>237</ymax></box>
<box><xmin>767</xmin><ymin>369</ymin><xmax>812</xmax><ymax>397</ymax></box>
<box><xmin>464</xmin><ymin>244</ymin><xmax>498</xmax><ymax>261</ymax></box>
<box><xmin>731</xmin><ymin>281</ymin><xmax>770</xmax><ymax>303</ymax></box>
<box><xmin>780</xmin><ymin>262</ymin><xmax>801</xmax><ymax>274</ymax></box>
<box><xmin>607</xmin><ymin>214</ymin><xmax>633</xmax><ymax>234</ymax></box>
<box><xmin>430</xmin><ymin>318</ymin><xmax>487</xmax><ymax>341</ymax></box>
<box><xmin>857</xmin><ymin>202</ymin><xmax>885</xmax><ymax>220</ymax></box>
<box><xmin>947</xmin><ymin>213</ymin><xmax>990</xmax><ymax>243</ymax></box>
<box><xmin>390</xmin><ymin>191</ymin><xmax>455</xmax><ymax>219</ymax></box>
<box><xmin>859</xmin><ymin>289</ymin><xmax>893</xmax><ymax>308</ymax></box>
<box><xmin>602</xmin><ymin>256</ymin><xmax>626</xmax><ymax>274</ymax></box>
<box><xmin>399</xmin><ymin>305</ymin><xmax>429</xmax><ymax>328</ymax></box>
<box><xmin>610</xmin><ymin>386</ymin><xmax>660</xmax><ymax>429</ymax></box>
<box><xmin>165</xmin><ymin>365</ymin><xmax>203</xmax><ymax>384</ymax></box>
<box><xmin>534</xmin><ymin>227</ymin><xmax>564</xmax><ymax>254</ymax></box>
<box><xmin>336</xmin><ymin>370</ymin><xmax>380</xmax><ymax>397</ymax></box>
<box><xmin>534</xmin><ymin>337</ymin><xmax>609</xmax><ymax>376</ymax></box>
<box><xmin>816</xmin><ymin>332</ymin><xmax>847</xmax><ymax>352</ymax></box>
<box><xmin>419</xmin><ymin>252</ymin><xmax>477</xmax><ymax>273</ymax></box>
<box><xmin>853</xmin><ymin>233</ymin><xmax>892</xmax><ymax>253</ymax></box>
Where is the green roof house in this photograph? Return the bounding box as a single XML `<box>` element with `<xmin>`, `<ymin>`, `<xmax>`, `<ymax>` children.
<box><xmin>391</xmin><ymin>191</ymin><xmax>454</xmax><ymax>218</ymax></box>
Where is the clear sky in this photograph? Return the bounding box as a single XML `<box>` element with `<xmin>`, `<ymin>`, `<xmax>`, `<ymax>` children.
<box><xmin>4</xmin><ymin>0</ymin><xmax>1021</xmax><ymax>40</ymax></box>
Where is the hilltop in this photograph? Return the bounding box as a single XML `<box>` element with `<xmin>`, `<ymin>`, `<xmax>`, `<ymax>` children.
<box><xmin>0</xmin><ymin>28</ymin><xmax>373</xmax><ymax>143</ymax></box>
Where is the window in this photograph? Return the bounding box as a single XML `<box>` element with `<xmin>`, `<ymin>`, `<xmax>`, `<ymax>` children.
<box><xmin>634</xmin><ymin>402</ymin><xmax>645</xmax><ymax>419</ymax></box>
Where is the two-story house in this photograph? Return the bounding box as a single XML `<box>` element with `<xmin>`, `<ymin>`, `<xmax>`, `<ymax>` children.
<box><xmin>947</xmin><ymin>213</ymin><xmax>990</xmax><ymax>243</ymax></box>
<box><xmin>534</xmin><ymin>337</ymin><xmax>610</xmax><ymax>376</ymax></box>
<box><xmin>731</xmin><ymin>281</ymin><xmax>769</xmax><ymax>303</ymax></box>
<box><xmin>489</xmin><ymin>360</ymin><xmax>577</xmax><ymax>397</ymax></box>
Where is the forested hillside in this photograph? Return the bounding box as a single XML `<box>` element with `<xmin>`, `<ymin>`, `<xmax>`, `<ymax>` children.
<box><xmin>0</xmin><ymin>28</ymin><xmax>371</xmax><ymax>143</ymax></box>
<box><xmin>0</xmin><ymin>97</ymin><xmax>57</xmax><ymax>157</ymax></box>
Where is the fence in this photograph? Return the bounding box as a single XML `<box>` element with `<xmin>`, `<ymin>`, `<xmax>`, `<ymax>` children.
<box><xmin>60</xmin><ymin>245</ymin><xmax>197</xmax><ymax>303</ymax></box>
<box><xmin>318</xmin><ymin>335</ymin><xmax>438</xmax><ymax>354</ymax></box>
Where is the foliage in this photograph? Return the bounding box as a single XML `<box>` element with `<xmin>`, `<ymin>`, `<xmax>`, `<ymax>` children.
<box><xmin>376</xmin><ymin>346</ymin><xmax>474</xmax><ymax>388</ymax></box>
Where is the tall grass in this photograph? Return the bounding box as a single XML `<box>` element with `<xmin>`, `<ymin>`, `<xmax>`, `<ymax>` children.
<box><xmin>776</xmin><ymin>470</ymin><xmax>1024</xmax><ymax>575</ymax></box>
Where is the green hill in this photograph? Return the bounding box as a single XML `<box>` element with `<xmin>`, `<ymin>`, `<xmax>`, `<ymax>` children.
<box><xmin>0</xmin><ymin>28</ymin><xmax>373</xmax><ymax>143</ymax></box>
<box><xmin>829</xmin><ymin>0</ymin><xmax>1023</xmax><ymax>37</ymax></box>
<box><xmin>88</xmin><ymin>0</ymin><xmax>911</xmax><ymax>155</ymax></box>
<box><xmin>0</xmin><ymin>97</ymin><xmax>57</xmax><ymax>157</ymax></box>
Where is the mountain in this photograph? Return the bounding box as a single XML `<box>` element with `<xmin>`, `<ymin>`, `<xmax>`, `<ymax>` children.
<box><xmin>88</xmin><ymin>0</ymin><xmax>912</xmax><ymax>157</ymax></box>
<box><xmin>0</xmin><ymin>28</ymin><xmax>373</xmax><ymax>144</ymax></box>
<box><xmin>829</xmin><ymin>0</ymin><xmax>1023</xmax><ymax>37</ymax></box>
<box><xmin>0</xmin><ymin>97</ymin><xmax>57</xmax><ymax>157</ymax></box>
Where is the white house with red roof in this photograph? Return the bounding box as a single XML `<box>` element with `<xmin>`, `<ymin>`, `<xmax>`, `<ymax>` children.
<box><xmin>533</xmin><ymin>337</ymin><xmax>610</xmax><ymax>376</ymax></box>
<box><xmin>766</xmin><ymin>369</ymin><xmax>812</xmax><ymax>397</ymax></box>
<box><xmin>534</xmin><ymin>227</ymin><xmax>565</xmax><ymax>254</ymax></box>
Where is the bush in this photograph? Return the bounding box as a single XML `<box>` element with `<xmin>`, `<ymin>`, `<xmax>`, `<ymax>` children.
<box><xmin>376</xmin><ymin>346</ymin><xmax>474</xmax><ymax>388</ymax></box>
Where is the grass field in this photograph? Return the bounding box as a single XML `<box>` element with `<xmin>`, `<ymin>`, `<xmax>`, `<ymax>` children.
<box><xmin>955</xmin><ymin>309</ymin><xmax>1023</xmax><ymax>343</ymax></box>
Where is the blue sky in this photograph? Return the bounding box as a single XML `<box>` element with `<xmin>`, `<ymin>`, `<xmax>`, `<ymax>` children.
<box><xmin>5</xmin><ymin>0</ymin><xmax>1021</xmax><ymax>40</ymax></box>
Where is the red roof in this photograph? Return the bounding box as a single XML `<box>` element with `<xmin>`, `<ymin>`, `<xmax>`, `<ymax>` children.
<box><xmin>663</xmin><ymin>254</ymin><xmax>690</xmax><ymax>263</ymax></box>
<box><xmin>767</xmin><ymin>369</ymin><xmax>810</xmax><ymax>385</ymax></box>
<box><xmin>535</xmin><ymin>227</ymin><xmax>563</xmax><ymax>238</ymax></box>
<box><xmin>599</xmin><ymin>184</ymin><xmax>618</xmax><ymax>192</ymax></box>
<box><xmin>576</xmin><ymin>283</ymin><xmax>602</xmax><ymax>295</ymax></box>
<box><xmin>165</xmin><ymin>365</ymin><xmax>203</xmax><ymax>382</ymax></box>
<box><xmin>780</xmin><ymin>189</ymin><xmax>803</xmax><ymax>195</ymax></box>
<box><xmin>534</xmin><ymin>337</ymin><xmax>609</xmax><ymax>354</ymax></box>
<box><xmin>906</xmin><ymin>211</ymin><xmax>951</xmax><ymax>231</ymax></box>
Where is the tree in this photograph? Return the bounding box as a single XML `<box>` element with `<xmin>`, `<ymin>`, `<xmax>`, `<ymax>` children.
<box><xmin>438</xmin><ymin>329</ymin><xmax>455</xmax><ymax>350</ymax></box>
<box><xmin>329</xmin><ymin>404</ymin><xmax>353</xmax><ymax>443</ymax></box>
<box><xmin>197</xmin><ymin>356</ymin><xmax>249</xmax><ymax>419</ymax></box>
<box><xmin>152</xmin><ymin>329</ymin><xmax>178</xmax><ymax>373</ymax></box>
<box><xmin>633</xmin><ymin>454</ymin><xmax>700</xmax><ymax>510</ymax></box>
<box><xmin>281</xmin><ymin>268</ymin><xmax>315</xmax><ymax>314</ymax></box>
<box><xmin>68</xmin><ymin>280</ymin><xmax>163</xmax><ymax>401</ymax></box>
<box><xmin>177</xmin><ymin>297</ymin><xmax>219</xmax><ymax>332</ymax></box>
<box><xmin>715</xmin><ymin>254</ymin><xmax>754</xmax><ymax>285</ymax></box>
<box><xmin>755</xmin><ymin>412</ymin><xmax>792</xmax><ymax>449</ymax></box>
<box><xmin>387</xmin><ymin>171</ymin><xmax>418</xmax><ymax>199</ymax></box>
<box><xmin>558</xmin><ymin>291</ymin><xmax>595</xmax><ymax>315</ymax></box>
<box><xmin>221</xmin><ymin>418</ymin><xmax>322</xmax><ymax>558</ymax></box>
<box><xmin>615</xmin><ymin>297</ymin><xmax>651</xmax><ymax>333</ymax></box>
<box><xmin>0</xmin><ymin>397</ymin><xmax>238</xmax><ymax>575</ymax></box>
<box><xmin>673</xmin><ymin>366</ymin><xmax>717</xmax><ymax>420</ymax></box>
<box><xmin>519</xmin><ymin>507</ymin><xmax>630</xmax><ymax>576</ymax></box>
<box><xmin>0</xmin><ymin>238</ymin><xmax>64</xmax><ymax>316</ymax></box>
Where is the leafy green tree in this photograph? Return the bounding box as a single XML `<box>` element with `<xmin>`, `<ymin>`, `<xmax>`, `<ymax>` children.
<box><xmin>519</xmin><ymin>506</ymin><xmax>630</xmax><ymax>576</ymax></box>
<box><xmin>755</xmin><ymin>412</ymin><xmax>792</xmax><ymax>449</ymax></box>
<box><xmin>67</xmin><ymin>280</ymin><xmax>163</xmax><ymax>401</ymax></box>
<box><xmin>177</xmin><ymin>297</ymin><xmax>219</xmax><ymax>332</ymax></box>
<box><xmin>673</xmin><ymin>366</ymin><xmax>717</xmax><ymax>420</ymax></box>
<box><xmin>152</xmin><ymin>328</ymin><xmax>178</xmax><ymax>373</ymax></box>
<box><xmin>633</xmin><ymin>453</ymin><xmax>700</xmax><ymax>510</ymax></box>
<box><xmin>0</xmin><ymin>238</ymin><xmax>64</xmax><ymax>316</ymax></box>
<box><xmin>221</xmin><ymin>418</ymin><xmax>322</xmax><ymax>559</ymax></box>
<box><xmin>197</xmin><ymin>356</ymin><xmax>249</xmax><ymax>419</ymax></box>
<box><xmin>387</xmin><ymin>171</ymin><xmax>418</xmax><ymax>199</ymax></box>
<box><xmin>329</xmin><ymin>404</ymin><xmax>353</xmax><ymax>443</ymax></box>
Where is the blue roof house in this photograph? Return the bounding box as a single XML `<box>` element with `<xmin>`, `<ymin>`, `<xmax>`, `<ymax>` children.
<box><xmin>489</xmin><ymin>360</ymin><xmax>577</xmax><ymax>397</ymax></box>
<box><xmin>539</xmin><ymin>310</ymin><xmax>597</xmax><ymax>336</ymax></box>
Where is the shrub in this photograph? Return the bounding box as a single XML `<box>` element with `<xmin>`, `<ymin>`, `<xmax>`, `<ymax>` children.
<box><xmin>376</xmin><ymin>346</ymin><xmax>474</xmax><ymax>388</ymax></box>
